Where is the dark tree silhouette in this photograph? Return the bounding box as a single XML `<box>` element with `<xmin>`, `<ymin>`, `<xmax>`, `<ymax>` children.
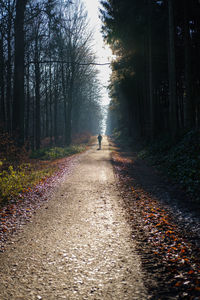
<box><xmin>101</xmin><ymin>0</ymin><xmax>200</xmax><ymax>141</ymax></box>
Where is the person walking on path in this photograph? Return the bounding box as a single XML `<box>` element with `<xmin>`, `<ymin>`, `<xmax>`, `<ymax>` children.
<box><xmin>97</xmin><ymin>134</ymin><xmax>102</xmax><ymax>149</ymax></box>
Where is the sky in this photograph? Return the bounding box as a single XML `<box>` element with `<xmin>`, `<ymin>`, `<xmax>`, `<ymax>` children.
<box><xmin>83</xmin><ymin>0</ymin><xmax>112</xmax><ymax>106</ymax></box>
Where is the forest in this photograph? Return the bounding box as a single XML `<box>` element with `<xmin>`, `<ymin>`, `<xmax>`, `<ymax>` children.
<box><xmin>0</xmin><ymin>0</ymin><xmax>105</xmax><ymax>206</ymax></box>
<box><xmin>101</xmin><ymin>0</ymin><xmax>200</xmax><ymax>200</ymax></box>
<box><xmin>0</xmin><ymin>0</ymin><xmax>199</xmax><ymax>202</ymax></box>
<box><xmin>0</xmin><ymin>0</ymin><xmax>103</xmax><ymax>150</ymax></box>
<box><xmin>0</xmin><ymin>1</ymin><xmax>200</xmax><ymax>298</ymax></box>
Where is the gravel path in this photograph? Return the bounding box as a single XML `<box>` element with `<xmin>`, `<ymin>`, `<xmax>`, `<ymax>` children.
<box><xmin>0</xmin><ymin>137</ymin><xmax>147</xmax><ymax>300</ymax></box>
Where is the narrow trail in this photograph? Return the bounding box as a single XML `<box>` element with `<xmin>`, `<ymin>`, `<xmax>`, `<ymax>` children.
<box><xmin>0</xmin><ymin>137</ymin><xmax>147</xmax><ymax>300</ymax></box>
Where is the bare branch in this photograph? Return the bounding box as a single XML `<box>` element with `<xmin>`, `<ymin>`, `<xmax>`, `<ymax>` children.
<box><xmin>27</xmin><ymin>60</ymin><xmax>111</xmax><ymax>66</ymax></box>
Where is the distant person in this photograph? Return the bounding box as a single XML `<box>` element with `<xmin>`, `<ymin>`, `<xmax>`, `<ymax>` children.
<box><xmin>97</xmin><ymin>134</ymin><xmax>102</xmax><ymax>149</ymax></box>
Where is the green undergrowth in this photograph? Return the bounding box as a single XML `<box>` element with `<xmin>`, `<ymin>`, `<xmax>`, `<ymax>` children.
<box><xmin>111</xmin><ymin>128</ymin><xmax>134</xmax><ymax>146</ymax></box>
<box><xmin>138</xmin><ymin>130</ymin><xmax>200</xmax><ymax>201</ymax></box>
<box><xmin>30</xmin><ymin>144</ymin><xmax>86</xmax><ymax>160</ymax></box>
<box><xmin>0</xmin><ymin>144</ymin><xmax>86</xmax><ymax>206</ymax></box>
<box><xmin>0</xmin><ymin>162</ymin><xmax>55</xmax><ymax>205</ymax></box>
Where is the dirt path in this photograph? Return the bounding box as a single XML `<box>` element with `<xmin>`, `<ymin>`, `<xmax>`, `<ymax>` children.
<box><xmin>0</xmin><ymin>137</ymin><xmax>147</xmax><ymax>300</ymax></box>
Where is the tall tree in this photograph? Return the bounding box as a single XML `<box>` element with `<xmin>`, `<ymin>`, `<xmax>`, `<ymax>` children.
<box><xmin>148</xmin><ymin>0</ymin><xmax>154</xmax><ymax>140</ymax></box>
<box><xmin>12</xmin><ymin>0</ymin><xmax>28</xmax><ymax>145</ymax></box>
<box><xmin>4</xmin><ymin>0</ymin><xmax>15</xmax><ymax>133</ymax></box>
<box><xmin>168</xmin><ymin>0</ymin><xmax>177</xmax><ymax>138</ymax></box>
<box><xmin>0</xmin><ymin>35</ymin><xmax>5</xmax><ymax>127</ymax></box>
<box><xmin>34</xmin><ymin>28</ymin><xmax>41</xmax><ymax>150</ymax></box>
<box><xmin>101</xmin><ymin>0</ymin><xmax>200</xmax><ymax>139</ymax></box>
<box><xmin>0</xmin><ymin>0</ymin><xmax>106</xmax><ymax>147</ymax></box>
<box><xmin>183</xmin><ymin>0</ymin><xmax>194</xmax><ymax>129</ymax></box>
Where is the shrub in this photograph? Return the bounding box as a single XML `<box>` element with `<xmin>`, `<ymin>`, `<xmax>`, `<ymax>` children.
<box><xmin>0</xmin><ymin>141</ymin><xmax>86</xmax><ymax>204</ymax></box>
<box><xmin>30</xmin><ymin>145</ymin><xmax>86</xmax><ymax>160</ymax></box>
<box><xmin>0</xmin><ymin>162</ymin><xmax>54</xmax><ymax>203</ymax></box>
<box><xmin>138</xmin><ymin>130</ymin><xmax>200</xmax><ymax>200</ymax></box>
<box><xmin>162</xmin><ymin>131</ymin><xmax>200</xmax><ymax>197</ymax></box>
<box><xmin>0</xmin><ymin>165</ymin><xmax>24</xmax><ymax>200</ymax></box>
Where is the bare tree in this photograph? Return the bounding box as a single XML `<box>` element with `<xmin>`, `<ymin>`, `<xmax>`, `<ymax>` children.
<box><xmin>12</xmin><ymin>0</ymin><xmax>28</xmax><ymax>145</ymax></box>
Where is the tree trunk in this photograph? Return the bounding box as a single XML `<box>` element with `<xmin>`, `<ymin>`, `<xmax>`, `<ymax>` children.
<box><xmin>53</xmin><ymin>68</ymin><xmax>58</xmax><ymax>145</ymax></box>
<box><xmin>54</xmin><ymin>95</ymin><xmax>58</xmax><ymax>145</ymax></box>
<box><xmin>12</xmin><ymin>0</ymin><xmax>27</xmax><ymax>145</ymax></box>
<box><xmin>45</xmin><ymin>68</ymin><xmax>49</xmax><ymax>137</ymax></box>
<box><xmin>66</xmin><ymin>89</ymin><xmax>73</xmax><ymax>146</ymax></box>
<box><xmin>61</xmin><ymin>63</ymin><xmax>69</xmax><ymax>145</ymax></box>
<box><xmin>65</xmin><ymin>69</ymin><xmax>74</xmax><ymax>146</ymax></box>
<box><xmin>6</xmin><ymin>16</ymin><xmax>12</xmax><ymax>133</ymax></box>
<box><xmin>64</xmin><ymin>100</ymin><xmax>67</xmax><ymax>145</ymax></box>
<box><xmin>0</xmin><ymin>37</ymin><xmax>6</xmax><ymax>127</ymax></box>
<box><xmin>32</xmin><ymin>94</ymin><xmax>35</xmax><ymax>150</ymax></box>
<box><xmin>48</xmin><ymin>17</ymin><xmax>53</xmax><ymax>145</ymax></box>
<box><xmin>49</xmin><ymin>63</ymin><xmax>53</xmax><ymax>145</ymax></box>
<box><xmin>34</xmin><ymin>38</ymin><xmax>41</xmax><ymax>150</ymax></box>
<box><xmin>168</xmin><ymin>0</ymin><xmax>177</xmax><ymax>139</ymax></box>
<box><xmin>25</xmin><ymin>55</ymin><xmax>30</xmax><ymax>140</ymax></box>
<box><xmin>148</xmin><ymin>0</ymin><xmax>154</xmax><ymax>140</ymax></box>
<box><xmin>183</xmin><ymin>0</ymin><xmax>195</xmax><ymax>129</ymax></box>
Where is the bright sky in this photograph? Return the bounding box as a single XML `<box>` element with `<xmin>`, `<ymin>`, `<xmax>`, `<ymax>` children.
<box><xmin>83</xmin><ymin>0</ymin><xmax>112</xmax><ymax>106</ymax></box>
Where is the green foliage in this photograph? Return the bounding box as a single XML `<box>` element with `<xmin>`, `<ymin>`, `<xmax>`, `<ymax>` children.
<box><xmin>0</xmin><ymin>163</ymin><xmax>54</xmax><ymax>202</ymax></box>
<box><xmin>30</xmin><ymin>145</ymin><xmax>86</xmax><ymax>160</ymax></box>
<box><xmin>112</xmin><ymin>128</ymin><xmax>128</xmax><ymax>141</ymax></box>
<box><xmin>112</xmin><ymin>129</ymin><xmax>124</xmax><ymax>141</ymax></box>
<box><xmin>111</xmin><ymin>129</ymin><xmax>135</xmax><ymax>147</ymax></box>
<box><xmin>0</xmin><ymin>166</ymin><xmax>23</xmax><ymax>200</ymax></box>
<box><xmin>0</xmin><ymin>139</ymin><xmax>86</xmax><ymax>204</ymax></box>
<box><xmin>138</xmin><ymin>131</ymin><xmax>200</xmax><ymax>200</ymax></box>
<box><xmin>138</xmin><ymin>135</ymin><xmax>174</xmax><ymax>163</ymax></box>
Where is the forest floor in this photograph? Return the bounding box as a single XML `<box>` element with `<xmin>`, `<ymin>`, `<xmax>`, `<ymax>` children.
<box><xmin>110</xmin><ymin>140</ymin><xmax>200</xmax><ymax>299</ymax></box>
<box><xmin>0</xmin><ymin>137</ymin><xmax>199</xmax><ymax>299</ymax></box>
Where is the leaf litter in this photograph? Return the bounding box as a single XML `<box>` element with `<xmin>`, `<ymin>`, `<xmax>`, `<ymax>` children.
<box><xmin>111</xmin><ymin>150</ymin><xmax>200</xmax><ymax>299</ymax></box>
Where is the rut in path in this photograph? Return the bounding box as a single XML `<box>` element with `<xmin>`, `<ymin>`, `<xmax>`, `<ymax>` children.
<box><xmin>0</xmin><ymin>137</ymin><xmax>148</xmax><ymax>300</ymax></box>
